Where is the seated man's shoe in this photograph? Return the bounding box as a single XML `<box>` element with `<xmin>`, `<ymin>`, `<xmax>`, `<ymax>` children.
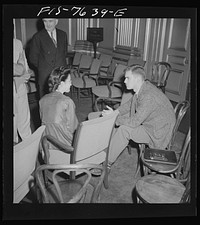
<box><xmin>90</xmin><ymin>168</ymin><xmax>102</xmax><ymax>176</ymax></box>
<box><xmin>90</xmin><ymin>161</ymin><xmax>112</xmax><ymax>176</ymax></box>
<box><xmin>107</xmin><ymin>162</ymin><xmax>112</xmax><ymax>174</ymax></box>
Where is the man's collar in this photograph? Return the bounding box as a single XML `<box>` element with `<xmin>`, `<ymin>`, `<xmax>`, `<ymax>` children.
<box><xmin>136</xmin><ymin>80</ymin><xmax>145</xmax><ymax>97</ymax></box>
<box><xmin>47</xmin><ymin>29</ymin><xmax>56</xmax><ymax>35</ymax></box>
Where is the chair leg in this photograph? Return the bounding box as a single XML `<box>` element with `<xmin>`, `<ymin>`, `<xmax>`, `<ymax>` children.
<box><xmin>128</xmin><ymin>144</ymin><xmax>132</xmax><ymax>155</ymax></box>
<box><xmin>91</xmin><ymin>89</ymin><xmax>94</xmax><ymax>104</ymax></box>
<box><xmin>134</xmin><ymin>144</ymin><xmax>145</xmax><ymax>178</ymax></box>
<box><xmin>103</xmin><ymin>162</ymin><xmax>112</xmax><ymax>189</ymax></box>
<box><xmin>95</xmin><ymin>98</ymin><xmax>101</xmax><ymax>112</ymax></box>
<box><xmin>103</xmin><ymin>168</ymin><xmax>109</xmax><ymax>189</ymax></box>
<box><xmin>134</xmin><ymin>163</ymin><xmax>141</xmax><ymax>178</ymax></box>
<box><xmin>136</xmin><ymin>196</ymin><xmax>141</xmax><ymax>204</ymax></box>
<box><xmin>92</xmin><ymin>94</ymin><xmax>95</xmax><ymax>111</ymax></box>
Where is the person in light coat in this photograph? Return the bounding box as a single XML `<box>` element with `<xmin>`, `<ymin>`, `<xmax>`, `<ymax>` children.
<box><xmin>13</xmin><ymin>38</ymin><xmax>32</xmax><ymax>144</ymax></box>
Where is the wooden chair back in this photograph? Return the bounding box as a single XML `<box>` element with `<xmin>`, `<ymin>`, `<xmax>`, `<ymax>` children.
<box><xmin>35</xmin><ymin>163</ymin><xmax>103</xmax><ymax>203</ymax></box>
<box><xmin>175</xmin><ymin>127</ymin><xmax>191</xmax><ymax>181</ymax></box>
<box><xmin>99</xmin><ymin>54</ymin><xmax>112</xmax><ymax>72</ymax></box>
<box><xmin>180</xmin><ymin>171</ymin><xmax>191</xmax><ymax>203</ymax></box>
<box><xmin>73</xmin><ymin>110</ymin><xmax>119</xmax><ymax>164</ymax></box>
<box><xmin>72</xmin><ymin>52</ymin><xmax>82</xmax><ymax>68</ymax></box>
<box><xmin>90</xmin><ymin>58</ymin><xmax>102</xmax><ymax>75</ymax></box>
<box><xmin>78</xmin><ymin>54</ymin><xmax>93</xmax><ymax>72</ymax></box>
<box><xmin>168</xmin><ymin>100</ymin><xmax>190</xmax><ymax>150</ymax></box>
<box><xmin>151</xmin><ymin>62</ymin><xmax>171</xmax><ymax>92</ymax></box>
<box><xmin>13</xmin><ymin>125</ymin><xmax>45</xmax><ymax>203</ymax></box>
<box><xmin>112</xmin><ymin>64</ymin><xmax>128</xmax><ymax>83</ymax></box>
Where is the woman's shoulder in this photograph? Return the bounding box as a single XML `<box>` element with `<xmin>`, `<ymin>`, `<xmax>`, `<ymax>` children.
<box><xmin>40</xmin><ymin>92</ymin><xmax>74</xmax><ymax>103</ymax></box>
<box><xmin>56</xmin><ymin>93</ymin><xmax>74</xmax><ymax>104</ymax></box>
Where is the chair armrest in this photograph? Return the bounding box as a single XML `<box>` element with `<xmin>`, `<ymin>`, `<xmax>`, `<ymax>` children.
<box><xmin>82</xmin><ymin>73</ymin><xmax>89</xmax><ymax>88</ymax></box>
<box><xmin>109</xmin><ymin>81</ymin><xmax>122</xmax><ymax>86</ymax></box>
<box><xmin>71</xmin><ymin>68</ymin><xmax>79</xmax><ymax>78</ymax></box>
<box><xmin>106</xmin><ymin>81</ymin><xmax>122</xmax><ymax>98</ymax></box>
<box><xmin>82</xmin><ymin>73</ymin><xmax>98</xmax><ymax>88</ymax></box>
<box><xmin>42</xmin><ymin>135</ymin><xmax>74</xmax><ymax>153</ymax></box>
<box><xmin>41</xmin><ymin>134</ymin><xmax>74</xmax><ymax>164</ymax></box>
<box><xmin>42</xmin><ymin>134</ymin><xmax>73</xmax><ymax>155</ymax></box>
<box><xmin>101</xmin><ymin>65</ymin><xmax>109</xmax><ymax>69</ymax></box>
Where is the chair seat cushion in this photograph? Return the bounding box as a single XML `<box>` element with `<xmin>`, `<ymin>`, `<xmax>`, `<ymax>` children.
<box><xmin>92</xmin><ymin>85</ymin><xmax>122</xmax><ymax>98</ymax></box>
<box><xmin>136</xmin><ymin>174</ymin><xmax>185</xmax><ymax>203</ymax></box>
<box><xmin>72</xmin><ymin>77</ymin><xmax>96</xmax><ymax>88</ymax></box>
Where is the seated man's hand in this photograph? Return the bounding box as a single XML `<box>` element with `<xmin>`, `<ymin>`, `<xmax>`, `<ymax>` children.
<box><xmin>101</xmin><ymin>105</ymin><xmax>113</xmax><ymax>117</ymax></box>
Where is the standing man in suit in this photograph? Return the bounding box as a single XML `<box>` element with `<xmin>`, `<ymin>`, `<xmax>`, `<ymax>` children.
<box><xmin>29</xmin><ymin>18</ymin><xmax>68</xmax><ymax>98</ymax></box>
<box><xmin>102</xmin><ymin>65</ymin><xmax>176</xmax><ymax>167</ymax></box>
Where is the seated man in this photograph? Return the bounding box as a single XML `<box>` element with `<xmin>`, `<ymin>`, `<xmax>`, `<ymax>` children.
<box><xmin>91</xmin><ymin>65</ymin><xmax>176</xmax><ymax>169</ymax></box>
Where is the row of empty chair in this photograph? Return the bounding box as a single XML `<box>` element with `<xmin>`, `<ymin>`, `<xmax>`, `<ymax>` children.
<box><xmin>26</xmin><ymin>51</ymin><xmax>171</xmax><ymax>104</ymax></box>
<box><xmin>70</xmin><ymin>52</ymin><xmax>172</xmax><ymax>112</ymax></box>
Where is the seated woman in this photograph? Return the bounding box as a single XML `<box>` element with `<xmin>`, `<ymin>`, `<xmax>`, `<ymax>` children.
<box><xmin>39</xmin><ymin>66</ymin><xmax>79</xmax><ymax>150</ymax></box>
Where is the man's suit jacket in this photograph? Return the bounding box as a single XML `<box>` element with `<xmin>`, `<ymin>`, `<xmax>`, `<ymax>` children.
<box><xmin>29</xmin><ymin>28</ymin><xmax>68</xmax><ymax>96</ymax></box>
<box><xmin>117</xmin><ymin>81</ymin><xmax>176</xmax><ymax>149</ymax></box>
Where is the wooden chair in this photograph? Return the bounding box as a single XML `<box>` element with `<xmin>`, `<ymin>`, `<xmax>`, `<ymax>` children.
<box><xmin>71</xmin><ymin>54</ymin><xmax>93</xmax><ymax>96</ymax></box>
<box><xmin>135</xmin><ymin>172</ymin><xmax>191</xmax><ymax>203</ymax></box>
<box><xmin>13</xmin><ymin>125</ymin><xmax>45</xmax><ymax>203</ymax></box>
<box><xmin>70</xmin><ymin>52</ymin><xmax>82</xmax><ymax>71</ymax></box>
<box><xmin>134</xmin><ymin>100</ymin><xmax>190</xmax><ymax>178</ymax></box>
<box><xmin>97</xmin><ymin>54</ymin><xmax>113</xmax><ymax>84</ymax></box>
<box><xmin>35</xmin><ymin>163</ymin><xmax>105</xmax><ymax>203</ymax></box>
<box><xmin>168</xmin><ymin>100</ymin><xmax>190</xmax><ymax>152</ymax></box>
<box><xmin>40</xmin><ymin>110</ymin><xmax>119</xmax><ymax>198</ymax></box>
<box><xmin>150</xmin><ymin>61</ymin><xmax>171</xmax><ymax>93</ymax></box>
<box><xmin>72</xmin><ymin>58</ymin><xmax>102</xmax><ymax>102</ymax></box>
<box><xmin>92</xmin><ymin>64</ymin><xmax>128</xmax><ymax>111</ymax></box>
<box><xmin>140</xmin><ymin>127</ymin><xmax>191</xmax><ymax>182</ymax></box>
<box><xmin>72</xmin><ymin>54</ymin><xmax>93</xmax><ymax>78</ymax></box>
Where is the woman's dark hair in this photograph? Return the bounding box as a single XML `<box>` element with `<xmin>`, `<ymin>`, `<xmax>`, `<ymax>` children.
<box><xmin>48</xmin><ymin>66</ymin><xmax>71</xmax><ymax>92</ymax></box>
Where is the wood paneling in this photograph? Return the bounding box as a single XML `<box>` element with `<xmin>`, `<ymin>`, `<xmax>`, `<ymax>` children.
<box><xmin>163</xmin><ymin>19</ymin><xmax>190</xmax><ymax>102</ymax></box>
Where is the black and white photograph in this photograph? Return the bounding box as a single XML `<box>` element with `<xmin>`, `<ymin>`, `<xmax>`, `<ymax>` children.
<box><xmin>3</xmin><ymin>4</ymin><xmax>197</xmax><ymax>219</ymax></box>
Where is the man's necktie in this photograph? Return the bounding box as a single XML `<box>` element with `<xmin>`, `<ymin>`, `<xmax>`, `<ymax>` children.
<box><xmin>51</xmin><ymin>32</ymin><xmax>57</xmax><ymax>48</ymax></box>
<box><xmin>130</xmin><ymin>94</ymin><xmax>137</xmax><ymax>117</ymax></box>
